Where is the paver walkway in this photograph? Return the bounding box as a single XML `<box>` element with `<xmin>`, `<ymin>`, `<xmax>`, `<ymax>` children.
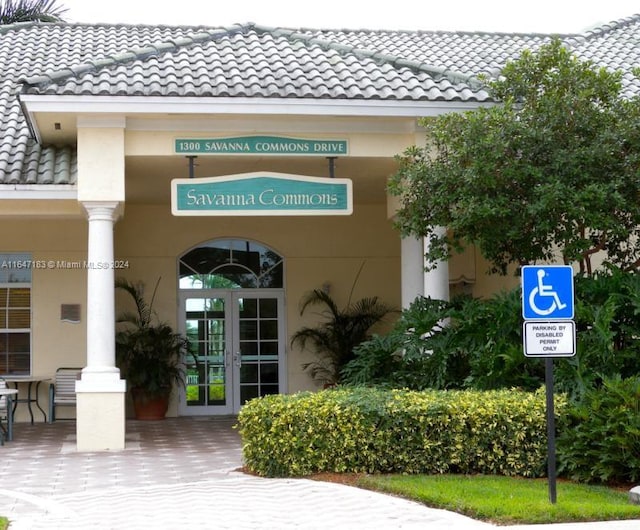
<box><xmin>0</xmin><ymin>417</ymin><xmax>638</xmax><ymax>529</ymax></box>
<box><xmin>0</xmin><ymin>417</ymin><xmax>490</xmax><ymax>529</ymax></box>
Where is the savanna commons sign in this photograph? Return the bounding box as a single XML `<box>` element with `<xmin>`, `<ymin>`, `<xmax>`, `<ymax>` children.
<box><xmin>175</xmin><ymin>136</ymin><xmax>348</xmax><ymax>156</ymax></box>
<box><xmin>172</xmin><ymin>172</ymin><xmax>353</xmax><ymax>216</ymax></box>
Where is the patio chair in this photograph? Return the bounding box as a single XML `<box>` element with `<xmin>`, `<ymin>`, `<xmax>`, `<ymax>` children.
<box><xmin>48</xmin><ymin>367</ymin><xmax>82</xmax><ymax>423</ymax></box>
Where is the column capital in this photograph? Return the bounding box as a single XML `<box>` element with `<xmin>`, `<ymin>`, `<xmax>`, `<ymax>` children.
<box><xmin>82</xmin><ymin>201</ymin><xmax>122</xmax><ymax>221</ymax></box>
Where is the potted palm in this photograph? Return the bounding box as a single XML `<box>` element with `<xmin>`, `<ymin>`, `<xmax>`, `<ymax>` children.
<box><xmin>115</xmin><ymin>277</ymin><xmax>189</xmax><ymax>420</ymax></box>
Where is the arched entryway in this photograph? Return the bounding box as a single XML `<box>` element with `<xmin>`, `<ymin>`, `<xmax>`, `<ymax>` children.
<box><xmin>177</xmin><ymin>239</ymin><xmax>285</xmax><ymax>415</ymax></box>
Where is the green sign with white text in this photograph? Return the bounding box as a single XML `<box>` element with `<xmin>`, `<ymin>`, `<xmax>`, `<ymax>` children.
<box><xmin>175</xmin><ymin>136</ymin><xmax>348</xmax><ymax>156</ymax></box>
<box><xmin>171</xmin><ymin>172</ymin><xmax>353</xmax><ymax>216</ymax></box>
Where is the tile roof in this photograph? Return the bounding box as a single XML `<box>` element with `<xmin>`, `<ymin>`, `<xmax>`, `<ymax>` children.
<box><xmin>570</xmin><ymin>16</ymin><xmax>640</xmax><ymax>99</ymax></box>
<box><xmin>298</xmin><ymin>28</ymin><xmax>563</xmax><ymax>79</ymax></box>
<box><xmin>0</xmin><ymin>22</ymin><xmax>207</xmax><ymax>186</ymax></box>
<box><xmin>1</xmin><ymin>15</ymin><xmax>639</xmax><ymax>185</ymax></box>
<box><xmin>21</xmin><ymin>25</ymin><xmax>490</xmax><ymax>100</ymax></box>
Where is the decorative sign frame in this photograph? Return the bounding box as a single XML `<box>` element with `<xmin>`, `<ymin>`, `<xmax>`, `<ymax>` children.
<box><xmin>172</xmin><ymin>172</ymin><xmax>353</xmax><ymax>216</ymax></box>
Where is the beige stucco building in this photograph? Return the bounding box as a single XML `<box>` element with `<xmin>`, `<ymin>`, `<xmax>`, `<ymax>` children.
<box><xmin>1</xmin><ymin>16</ymin><xmax>638</xmax><ymax>450</ymax></box>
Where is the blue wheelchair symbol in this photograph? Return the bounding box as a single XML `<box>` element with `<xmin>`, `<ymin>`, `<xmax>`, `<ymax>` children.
<box><xmin>522</xmin><ymin>266</ymin><xmax>574</xmax><ymax>320</ymax></box>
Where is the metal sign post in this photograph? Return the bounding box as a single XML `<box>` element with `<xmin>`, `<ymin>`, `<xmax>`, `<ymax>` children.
<box><xmin>545</xmin><ymin>358</ymin><xmax>557</xmax><ymax>504</ymax></box>
<box><xmin>521</xmin><ymin>265</ymin><xmax>575</xmax><ymax>505</ymax></box>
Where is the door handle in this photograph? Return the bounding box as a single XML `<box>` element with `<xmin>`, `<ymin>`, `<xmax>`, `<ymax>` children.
<box><xmin>233</xmin><ymin>352</ymin><xmax>242</xmax><ymax>367</ymax></box>
<box><xmin>225</xmin><ymin>351</ymin><xmax>231</xmax><ymax>367</ymax></box>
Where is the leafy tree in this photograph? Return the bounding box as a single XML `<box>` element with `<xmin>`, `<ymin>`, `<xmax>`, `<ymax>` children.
<box><xmin>0</xmin><ymin>0</ymin><xmax>67</xmax><ymax>24</ymax></box>
<box><xmin>389</xmin><ymin>39</ymin><xmax>640</xmax><ymax>275</ymax></box>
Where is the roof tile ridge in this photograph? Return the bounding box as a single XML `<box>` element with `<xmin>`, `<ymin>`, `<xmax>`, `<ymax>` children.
<box><xmin>255</xmin><ymin>24</ymin><xmax>485</xmax><ymax>90</ymax></box>
<box><xmin>0</xmin><ymin>19</ymin><xmax>53</xmax><ymax>34</ymax></box>
<box><xmin>255</xmin><ymin>25</ymin><xmax>381</xmax><ymax>60</ymax></box>
<box><xmin>582</xmin><ymin>14</ymin><xmax>640</xmax><ymax>38</ymax></box>
<box><xmin>394</xmin><ymin>58</ymin><xmax>484</xmax><ymax>87</ymax></box>
<box><xmin>0</xmin><ymin>20</ymin><xmax>211</xmax><ymax>35</ymax></box>
<box><xmin>20</xmin><ymin>23</ymin><xmax>253</xmax><ymax>90</ymax></box>
<box><xmin>256</xmin><ymin>25</ymin><xmax>579</xmax><ymax>37</ymax></box>
<box><xmin>62</xmin><ymin>21</ymin><xmax>238</xmax><ymax>29</ymax></box>
<box><xmin>424</xmin><ymin>29</ymin><xmax>580</xmax><ymax>37</ymax></box>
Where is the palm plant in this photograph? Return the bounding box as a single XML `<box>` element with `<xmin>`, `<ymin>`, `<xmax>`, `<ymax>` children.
<box><xmin>0</xmin><ymin>0</ymin><xmax>67</xmax><ymax>24</ymax></box>
<box><xmin>291</xmin><ymin>288</ymin><xmax>394</xmax><ymax>386</ymax></box>
<box><xmin>115</xmin><ymin>278</ymin><xmax>189</xmax><ymax>419</ymax></box>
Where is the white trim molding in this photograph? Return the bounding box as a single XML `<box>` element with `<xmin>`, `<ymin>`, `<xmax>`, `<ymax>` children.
<box><xmin>20</xmin><ymin>94</ymin><xmax>489</xmax><ymax>119</ymax></box>
<box><xmin>0</xmin><ymin>185</ymin><xmax>77</xmax><ymax>200</ymax></box>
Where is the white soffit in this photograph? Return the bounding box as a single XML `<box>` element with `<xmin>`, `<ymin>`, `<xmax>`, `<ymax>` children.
<box><xmin>0</xmin><ymin>185</ymin><xmax>77</xmax><ymax>199</ymax></box>
<box><xmin>20</xmin><ymin>95</ymin><xmax>487</xmax><ymax>118</ymax></box>
<box><xmin>20</xmin><ymin>95</ymin><xmax>489</xmax><ymax>141</ymax></box>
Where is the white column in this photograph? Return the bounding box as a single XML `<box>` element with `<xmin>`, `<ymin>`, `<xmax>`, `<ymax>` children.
<box><xmin>76</xmin><ymin>201</ymin><xmax>126</xmax><ymax>451</ymax></box>
<box><xmin>423</xmin><ymin>227</ymin><xmax>450</xmax><ymax>301</ymax></box>
<box><xmin>401</xmin><ymin>236</ymin><xmax>424</xmax><ymax>308</ymax></box>
<box><xmin>84</xmin><ymin>202</ymin><xmax>119</xmax><ymax>377</ymax></box>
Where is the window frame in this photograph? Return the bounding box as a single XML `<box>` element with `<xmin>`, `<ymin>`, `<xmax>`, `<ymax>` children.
<box><xmin>0</xmin><ymin>253</ymin><xmax>32</xmax><ymax>376</ymax></box>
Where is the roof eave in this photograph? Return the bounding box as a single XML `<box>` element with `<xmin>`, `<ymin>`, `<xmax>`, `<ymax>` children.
<box><xmin>0</xmin><ymin>184</ymin><xmax>77</xmax><ymax>199</ymax></box>
<box><xmin>19</xmin><ymin>94</ymin><xmax>493</xmax><ymax>140</ymax></box>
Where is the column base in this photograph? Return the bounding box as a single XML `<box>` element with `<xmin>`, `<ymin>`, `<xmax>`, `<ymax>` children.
<box><xmin>76</xmin><ymin>377</ymin><xmax>126</xmax><ymax>451</ymax></box>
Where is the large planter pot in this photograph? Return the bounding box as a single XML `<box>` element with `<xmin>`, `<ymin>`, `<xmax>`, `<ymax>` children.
<box><xmin>131</xmin><ymin>388</ymin><xmax>169</xmax><ymax>420</ymax></box>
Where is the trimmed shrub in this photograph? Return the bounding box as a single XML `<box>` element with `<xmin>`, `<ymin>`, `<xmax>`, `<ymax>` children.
<box><xmin>237</xmin><ymin>387</ymin><xmax>566</xmax><ymax>478</ymax></box>
<box><xmin>557</xmin><ymin>376</ymin><xmax>640</xmax><ymax>484</ymax></box>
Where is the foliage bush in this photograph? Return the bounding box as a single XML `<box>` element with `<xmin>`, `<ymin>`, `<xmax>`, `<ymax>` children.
<box><xmin>238</xmin><ymin>387</ymin><xmax>565</xmax><ymax>478</ymax></box>
<box><xmin>557</xmin><ymin>376</ymin><xmax>640</xmax><ymax>484</ymax></box>
<box><xmin>342</xmin><ymin>291</ymin><xmax>543</xmax><ymax>391</ymax></box>
<box><xmin>335</xmin><ymin>268</ymin><xmax>640</xmax><ymax>484</ymax></box>
<box><xmin>555</xmin><ymin>268</ymin><xmax>640</xmax><ymax>399</ymax></box>
<box><xmin>448</xmin><ymin>290</ymin><xmax>542</xmax><ymax>390</ymax></box>
<box><xmin>343</xmin><ymin>268</ymin><xmax>640</xmax><ymax>400</ymax></box>
<box><xmin>340</xmin><ymin>297</ymin><xmax>466</xmax><ymax>390</ymax></box>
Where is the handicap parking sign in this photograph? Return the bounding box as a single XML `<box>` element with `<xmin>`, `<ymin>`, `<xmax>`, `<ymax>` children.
<box><xmin>522</xmin><ymin>265</ymin><xmax>574</xmax><ymax>320</ymax></box>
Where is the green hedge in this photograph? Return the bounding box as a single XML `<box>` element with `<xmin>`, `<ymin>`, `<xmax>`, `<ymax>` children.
<box><xmin>238</xmin><ymin>387</ymin><xmax>566</xmax><ymax>478</ymax></box>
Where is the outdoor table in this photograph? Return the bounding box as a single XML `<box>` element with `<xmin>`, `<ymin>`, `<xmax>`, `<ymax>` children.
<box><xmin>4</xmin><ymin>376</ymin><xmax>51</xmax><ymax>424</ymax></box>
<box><xmin>0</xmin><ymin>387</ymin><xmax>18</xmax><ymax>443</ymax></box>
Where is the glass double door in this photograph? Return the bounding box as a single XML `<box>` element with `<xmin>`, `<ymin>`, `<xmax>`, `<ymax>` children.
<box><xmin>179</xmin><ymin>290</ymin><xmax>284</xmax><ymax>415</ymax></box>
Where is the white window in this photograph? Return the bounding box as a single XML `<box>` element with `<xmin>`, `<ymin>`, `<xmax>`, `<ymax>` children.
<box><xmin>0</xmin><ymin>253</ymin><xmax>31</xmax><ymax>375</ymax></box>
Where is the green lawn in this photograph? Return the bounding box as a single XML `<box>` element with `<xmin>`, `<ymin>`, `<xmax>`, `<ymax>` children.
<box><xmin>356</xmin><ymin>474</ymin><xmax>640</xmax><ymax>525</ymax></box>
<box><xmin>4</xmin><ymin>476</ymin><xmax>638</xmax><ymax>527</ymax></box>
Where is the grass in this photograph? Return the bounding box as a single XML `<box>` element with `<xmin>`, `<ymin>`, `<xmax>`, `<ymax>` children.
<box><xmin>0</xmin><ymin>517</ymin><xmax>6</xmax><ymax>530</ymax></box>
<box><xmin>355</xmin><ymin>474</ymin><xmax>640</xmax><ymax>525</ymax></box>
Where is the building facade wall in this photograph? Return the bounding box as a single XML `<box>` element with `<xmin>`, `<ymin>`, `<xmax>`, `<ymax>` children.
<box><xmin>0</xmin><ymin>218</ymin><xmax>87</xmax><ymax>421</ymax></box>
<box><xmin>113</xmin><ymin>202</ymin><xmax>401</xmax><ymax>413</ymax></box>
<box><xmin>2</xmin><ymin>199</ymin><xmax>399</xmax><ymax>420</ymax></box>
